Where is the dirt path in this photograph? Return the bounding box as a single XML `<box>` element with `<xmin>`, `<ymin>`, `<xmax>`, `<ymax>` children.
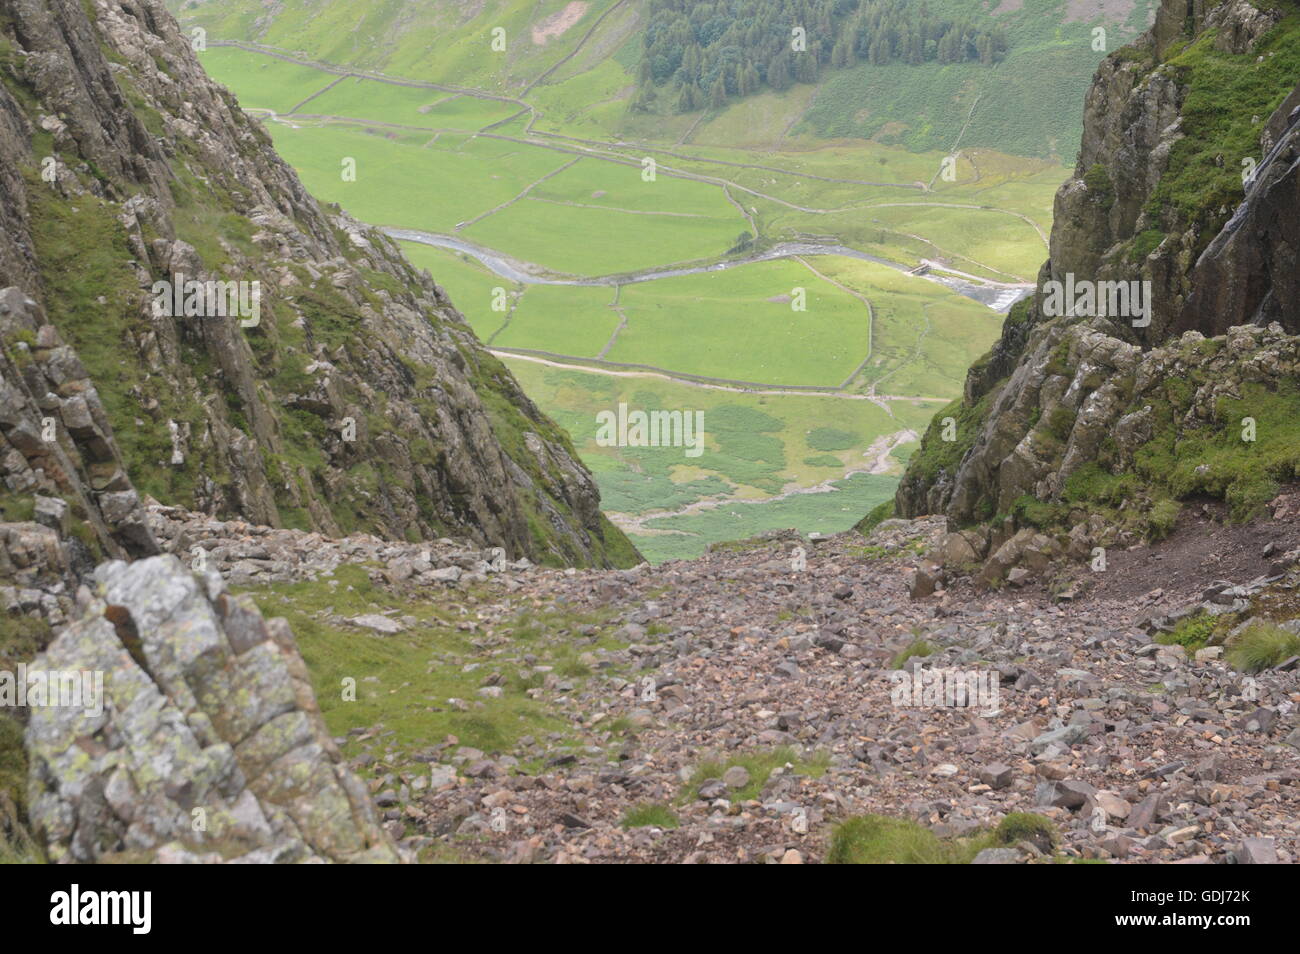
<box><xmin>1081</xmin><ymin>491</ymin><xmax>1300</xmax><ymax>604</ymax></box>
<box><xmin>861</xmin><ymin>428</ymin><xmax>920</xmax><ymax>474</ymax></box>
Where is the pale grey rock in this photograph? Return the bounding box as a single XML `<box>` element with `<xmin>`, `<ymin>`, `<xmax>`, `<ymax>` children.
<box><xmin>24</xmin><ymin>555</ymin><xmax>403</xmax><ymax>864</ymax></box>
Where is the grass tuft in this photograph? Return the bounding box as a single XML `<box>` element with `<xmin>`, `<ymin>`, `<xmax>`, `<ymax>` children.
<box><xmin>826</xmin><ymin>814</ymin><xmax>987</xmax><ymax>864</ymax></box>
<box><xmin>620</xmin><ymin>804</ymin><xmax>680</xmax><ymax>830</ymax></box>
<box><xmin>1226</xmin><ymin>623</ymin><xmax>1300</xmax><ymax>674</ymax></box>
<box><xmin>993</xmin><ymin>812</ymin><xmax>1057</xmax><ymax>852</ymax></box>
<box><xmin>825</xmin><ymin>811</ymin><xmax>1059</xmax><ymax>864</ymax></box>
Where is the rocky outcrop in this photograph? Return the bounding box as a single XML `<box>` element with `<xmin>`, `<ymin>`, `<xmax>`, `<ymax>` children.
<box><xmin>25</xmin><ymin>555</ymin><xmax>403</xmax><ymax>863</ymax></box>
<box><xmin>907</xmin><ymin>315</ymin><xmax>1300</xmax><ymax>583</ymax></box>
<box><xmin>1</xmin><ymin>285</ymin><xmax>160</xmax><ymax>631</ymax></box>
<box><xmin>144</xmin><ymin>499</ymin><xmax>539</xmax><ymax>587</ymax></box>
<box><xmin>0</xmin><ymin>0</ymin><xmax>637</xmax><ymax>569</ymax></box>
<box><xmin>895</xmin><ymin>0</ymin><xmax>1300</xmax><ymax>585</ymax></box>
<box><xmin>1178</xmin><ymin>90</ymin><xmax>1300</xmax><ymax>335</ymax></box>
<box><xmin>975</xmin><ymin>0</ymin><xmax>1299</xmax><ymax>366</ymax></box>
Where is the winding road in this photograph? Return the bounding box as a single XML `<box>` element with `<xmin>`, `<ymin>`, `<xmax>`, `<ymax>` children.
<box><xmin>382</xmin><ymin>227</ymin><xmax>1032</xmax><ymax>310</ymax></box>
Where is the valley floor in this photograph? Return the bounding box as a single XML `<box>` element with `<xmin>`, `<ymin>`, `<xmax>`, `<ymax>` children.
<box><xmin>191</xmin><ymin>42</ymin><xmax>1056</xmax><ymax>562</ymax></box>
<box><xmin>170</xmin><ymin>504</ymin><xmax>1300</xmax><ymax>864</ymax></box>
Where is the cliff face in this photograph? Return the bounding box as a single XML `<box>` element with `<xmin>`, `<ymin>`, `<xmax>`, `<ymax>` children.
<box><xmin>0</xmin><ymin>0</ymin><xmax>638</xmax><ymax>570</ymax></box>
<box><xmin>0</xmin><ymin>289</ymin><xmax>159</xmax><ymax>601</ymax></box>
<box><xmin>894</xmin><ymin>0</ymin><xmax>1300</xmax><ymax>580</ymax></box>
<box><xmin>1045</xmin><ymin>0</ymin><xmax>1298</xmax><ymax>344</ymax></box>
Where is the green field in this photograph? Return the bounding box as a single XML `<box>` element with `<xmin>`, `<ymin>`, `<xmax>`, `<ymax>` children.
<box><xmin>462</xmin><ymin>195</ymin><xmax>745</xmax><ymax>275</ymax></box>
<box><xmin>495</xmin><ymin>284</ymin><xmax>622</xmax><ymax>354</ymax></box>
<box><xmin>609</xmin><ymin>260</ymin><xmax>868</xmax><ymax>387</ymax></box>
<box><xmin>533</xmin><ymin>157</ymin><xmax>743</xmax><ymax>217</ymax></box>
<box><xmin>813</xmin><ymin>258</ymin><xmax>1007</xmax><ymax>398</ymax></box>
<box><xmin>301</xmin><ymin>77</ymin><xmax>521</xmax><ymax>129</ymax></box>
<box><xmin>185</xmin><ymin>11</ymin><xmax>1072</xmax><ymax>560</ymax></box>
<box><xmin>198</xmin><ymin>46</ymin><xmax>339</xmax><ymax>112</ymax></box>
<box><xmin>264</xmin><ymin>122</ymin><xmax>572</xmax><ymax>234</ymax></box>
<box><xmin>635</xmin><ymin>472</ymin><xmax>900</xmax><ymax>563</ymax></box>
<box><xmin>206</xmin><ymin>44</ymin><xmax>1059</xmax><ymax>279</ymax></box>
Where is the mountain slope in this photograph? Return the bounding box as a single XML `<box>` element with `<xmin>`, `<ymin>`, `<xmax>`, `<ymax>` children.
<box><xmin>168</xmin><ymin>0</ymin><xmax>633</xmax><ymax>93</ymax></box>
<box><xmin>37</xmin><ymin>505</ymin><xmax>1297</xmax><ymax>864</ymax></box>
<box><xmin>0</xmin><ymin>0</ymin><xmax>639</xmax><ymax>569</ymax></box>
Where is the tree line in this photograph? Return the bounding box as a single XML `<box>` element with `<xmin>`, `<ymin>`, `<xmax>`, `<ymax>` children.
<box><xmin>635</xmin><ymin>0</ymin><xmax>1009</xmax><ymax>113</ymax></box>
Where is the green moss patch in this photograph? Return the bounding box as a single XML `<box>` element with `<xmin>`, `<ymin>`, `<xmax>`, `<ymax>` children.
<box><xmin>888</xmin><ymin>638</ymin><xmax>934</xmax><ymax>669</ymax></box>
<box><xmin>239</xmin><ymin>567</ymin><xmax>624</xmax><ymax>761</ymax></box>
<box><xmin>679</xmin><ymin>746</ymin><xmax>829</xmax><ymax>804</ymax></box>
<box><xmin>1136</xmin><ymin>380</ymin><xmax>1300</xmax><ymax>521</ymax></box>
<box><xmin>826</xmin><ymin>810</ymin><xmax>1057</xmax><ymax>864</ymax></box>
<box><xmin>1155</xmin><ymin>612</ymin><xmax>1220</xmax><ymax>653</ymax></box>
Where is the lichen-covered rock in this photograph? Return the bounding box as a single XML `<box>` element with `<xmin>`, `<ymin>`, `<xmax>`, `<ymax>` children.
<box><xmin>25</xmin><ymin>555</ymin><xmax>403</xmax><ymax>863</ymax></box>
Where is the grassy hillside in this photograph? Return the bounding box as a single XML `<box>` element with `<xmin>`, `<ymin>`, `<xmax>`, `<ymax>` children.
<box><xmin>801</xmin><ymin>0</ymin><xmax>1158</xmax><ymax>160</ymax></box>
<box><xmin>170</xmin><ymin>0</ymin><xmax>1154</xmax><ymax>161</ymax></box>
<box><xmin>170</xmin><ymin>0</ymin><xmax>630</xmax><ymax>93</ymax></box>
